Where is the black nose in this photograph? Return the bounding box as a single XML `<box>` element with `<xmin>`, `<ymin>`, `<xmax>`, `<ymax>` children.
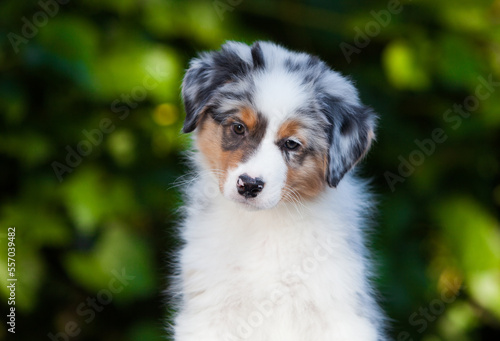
<box><xmin>237</xmin><ymin>174</ymin><xmax>265</xmax><ymax>198</ymax></box>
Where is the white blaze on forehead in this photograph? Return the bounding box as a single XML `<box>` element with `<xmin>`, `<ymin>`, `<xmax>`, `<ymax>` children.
<box><xmin>253</xmin><ymin>69</ymin><xmax>309</xmax><ymax>122</ymax></box>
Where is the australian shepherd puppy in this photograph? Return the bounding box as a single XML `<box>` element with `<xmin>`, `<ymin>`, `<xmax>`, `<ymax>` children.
<box><xmin>173</xmin><ymin>41</ymin><xmax>386</xmax><ymax>340</ymax></box>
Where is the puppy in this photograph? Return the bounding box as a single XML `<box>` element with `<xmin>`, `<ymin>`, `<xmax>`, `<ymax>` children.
<box><xmin>173</xmin><ymin>41</ymin><xmax>386</xmax><ymax>341</ymax></box>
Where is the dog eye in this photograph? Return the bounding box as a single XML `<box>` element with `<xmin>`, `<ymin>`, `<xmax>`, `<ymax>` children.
<box><xmin>284</xmin><ymin>139</ymin><xmax>299</xmax><ymax>150</ymax></box>
<box><xmin>232</xmin><ymin>123</ymin><xmax>246</xmax><ymax>135</ymax></box>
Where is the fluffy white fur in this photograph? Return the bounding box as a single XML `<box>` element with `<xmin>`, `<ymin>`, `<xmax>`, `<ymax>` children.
<box><xmin>172</xmin><ymin>41</ymin><xmax>386</xmax><ymax>340</ymax></box>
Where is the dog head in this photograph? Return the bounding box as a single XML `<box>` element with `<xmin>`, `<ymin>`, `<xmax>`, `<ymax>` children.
<box><xmin>182</xmin><ymin>41</ymin><xmax>376</xmax><ymax>210</ymax></box>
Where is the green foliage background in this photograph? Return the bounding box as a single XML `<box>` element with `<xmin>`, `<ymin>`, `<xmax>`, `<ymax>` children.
<box><xmin>1</xmin><ymin>0</ymin><xmax>499</xmax><ymax>340</ymax></box>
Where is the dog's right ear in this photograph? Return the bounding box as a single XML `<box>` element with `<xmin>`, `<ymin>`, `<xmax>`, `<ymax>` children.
<box><xmin>181</xmin><ymin>43</ymin><xmax>252</xmax><ymax>133</ymax></box>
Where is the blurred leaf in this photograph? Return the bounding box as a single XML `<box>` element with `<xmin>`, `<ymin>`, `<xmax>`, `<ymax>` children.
<box><xmin>435</xmin><ymin>197</ymin><xmax>500</xmax><ymax>319</ymax></box>
<box><xmin>60</xmin><ymin>166</ymin><xmax>137</xmax><ymax>235</ymax></box>
<box><xmin>185</xmin><ymin>1</ymin><xmax>227</xmax><ymax>46</ymax></box>
<box><xmin>106</xmin><ymin>129</ymin><xmax>136</xmax><ymax>166</ymax></box>
<box><xmin>481</xmin><ymin>93</ymin><xmax>500</xmax><ymax>128</ymax></box>
<box><xmin>37</xmin><ymin>16</ymin><xmax>99</xmax><ymax>64</ymax></box>
<box><xmin>440</xmin><ymin>4</ymin><xmax>490</xmax><ymax>33</ymax></box>
<box><xmin>0</xmin><ymin>131</ymin><xmax>52</xmax><ymax>167</ymax></box>
<box><xmin>61</xmin><ymin>167</ymin><xmax>110</xmax><ymax>235</ymax></box>
<box><xmin>34</xmin><ymin>15</ymin><xmax>99</xmax><ymax>90</ymax></box>
<box><xmin>0</xmin><ymin>205</ymin><xmax>50</xmax><ymax>311</ymax></box>
<box><xmin>439</xmin><ymin>301</ymin><xmax>479</xmax><ymax>339</ymax></box>
<box><xmin>127</xmin><ymin>321</ymin><xmax>163</xmax><ymax>341</ymax></box>
<box><xmin>0</xmin><ymin>245</ymin><xmax>44</xmax><ymax>312</ymax></box>
<box><xmin>436</xmin><ymin>34</ymin><xmax>485</xmax><ymax>89</ymax></box>
<box><xmin>93</xmin><ymin>42</ymin><xmax>182</xmax><ymax>102</ymax></box>
<box><xmin>64</xmin><ymin>223</ymin><xmax>156</xmax><ymax>301</ymax></box>
<box><xmin>83</xmin><ymin>0</ymin><xmax>139</xmax><ymax>14</ymax></box>
<box><xmin>0</xmin><ymin>81</ymin><xmax>26</xmax><ymax>125</ymax></box>
<box><xmin>382</xmin><ymin>40</ymin><xmax>430</xmax><ymax>90</ymax></box>
<box><xmin>142</xmin><ymin>0</ymin><xmax>178</xmax><ymax>38</ymax></box>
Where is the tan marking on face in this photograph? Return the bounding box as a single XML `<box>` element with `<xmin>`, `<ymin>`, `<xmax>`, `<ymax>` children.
<box><xmin>278</xmin><ymin>119</ymin><xmax>327</xmax><ymax>200</ymax></box>
<box><xmin>220</xmin><ymin>148</ymin><xmax>244</xmax><ymax>175</ymax></box>
<box><xmin>197</xmin><ymin>117</ymin><xmax>224</xmax><ymax>191</ymax></box>
<box><xmin>196</xmin><ymin>112</ymin><xmax>250</xmax><ymax>192</ymax></box>
<box><xmin>197</xmin><ymin>116</ymin><xmax>221</xmax><ymax>166</ymax></box>
<box><xmin>239</xmin><ymin>106</ymin><xmax>258</xmax><ymax>130</ymax></box>
<box><xmin>277</xmin><ymin>120</ymin><xmax>304</xmax><ymax>142</ymax></box>
<box><xmin>284</xmin><ymin>154</ymin><xmax>327</xmax><ymax>200</ymax></box>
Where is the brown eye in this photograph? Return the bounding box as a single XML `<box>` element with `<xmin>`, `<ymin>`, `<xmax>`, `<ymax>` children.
<box><xmin>233</xmin><ymin>123</ymin><xmax>245</xmax><ymax>135</ymax></box>
<box><xmin>284</xmin><ymin>139</ymin><xmax>299</xmax><ymax>150</ymax></box>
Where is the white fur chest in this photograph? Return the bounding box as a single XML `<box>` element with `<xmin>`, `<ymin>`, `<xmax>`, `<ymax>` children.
<box><xmin>174</xmin><ymin>183</ymin><xmax>381</xmax><ymax>341</ymax></box>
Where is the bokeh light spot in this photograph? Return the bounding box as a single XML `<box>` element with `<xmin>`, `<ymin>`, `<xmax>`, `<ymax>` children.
<box><xmin>153</xmin><ymin>103</ymin><xmax>178</xmax><ymax>126</ymax></box>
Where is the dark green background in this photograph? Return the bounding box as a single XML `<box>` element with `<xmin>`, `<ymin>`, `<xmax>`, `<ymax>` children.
<box><xmin>1</xmin><ymin>0</ymin><xmax>500</xmax><ymax>340</ymax></box>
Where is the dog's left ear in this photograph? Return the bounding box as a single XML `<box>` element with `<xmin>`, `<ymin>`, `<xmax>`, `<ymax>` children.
<box><xmin>323</xmin><ymin>97</ymin><xmax>377</xmax><ymax>187</ymax></box>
